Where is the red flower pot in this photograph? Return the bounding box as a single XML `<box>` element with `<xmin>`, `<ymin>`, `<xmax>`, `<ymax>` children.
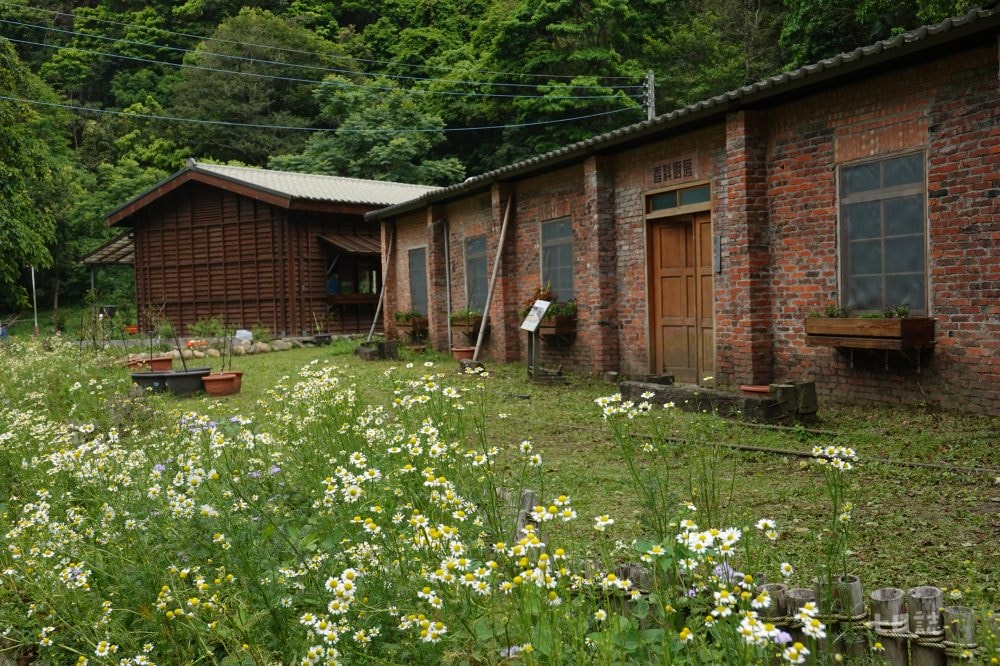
<box><xmin>146</xmin><ymin>356</ymin><xmax>174</xmax><ymax>371</ymax></box>
<box><xmin>451</xmin><ymin>346</ymin><xmax>476</xmax><ymax>361</ymax></box>
<box><xmin>202</xmin><ymin>373</ymin><xmax>238</xmax><ymax>396</ymax></box>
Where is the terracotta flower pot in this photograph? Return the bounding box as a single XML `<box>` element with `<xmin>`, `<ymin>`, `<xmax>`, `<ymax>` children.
<box><xmin>202</xmin><ymin>373</ymin><xmax>238</xmax><ymax>396</ymax></box>
<box><xmin>451</xmin><ymin>346</ymin><xmax>476</xmax><ymax>361</ymax></box>
<box><xmin>146</xmin><ymin>356</ymin><xmax>174</xmax><ymax>371</ymax></box>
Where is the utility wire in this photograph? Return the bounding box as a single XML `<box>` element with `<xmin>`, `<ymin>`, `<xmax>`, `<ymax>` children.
<box><xmin>2</xmin><ymin>36</ymin><xmax>644</xmax><ymax>102</ymax></box>
<box><xmin>0</xmin><ymin>17</ymin><xmax>646</xmax><ymax>92</ymax></box>
<box><xmin>0</xmin><ymin>93</ymin><xmax>642</xmax><ymax>132</ymax></box>
<box><xmin>2</xmin><ymin>1</ymin><xmax>639</xmax><ymax>81</ymax></box>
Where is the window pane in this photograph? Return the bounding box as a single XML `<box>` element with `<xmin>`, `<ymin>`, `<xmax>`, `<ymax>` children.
<box><xmin>883</xmin><ymin>154</ymin><xmax>923</xmax><ymax>188</ymax></box>
<box><xmin>884</xmin><ymin>196</ymin><xmax>923</xmax><ymax>236</ymax></box>
<box><xmin>679</xmin><ymin>184</ymin><xmax>710</xmax><ymax>205</ymax></box>
<box><xmin>848</xmin><ymin>275</ymin><xmax>882</xmax><ymax>310</ymax></box>
<box><xmin>845</xmin><ymin>201</ymin><xmax>881</xmax><ymax>239</ymax></box>
<box><xmin>885</xmin><ymin>274</ymin><xmax>924</xmax><ymax>310</ymax></box>
<box><xmin>885</xmin><ymin>235</ymin><xmax>924</xmax><ymax>274</ymax></box>
<box><xmin>542</xmin><ymin>218</ymin><xmax>572</xmax><ymax>243</ymax></box>
<box><xmin>843</xmin><ymin>163</ymin><xmax>880</xmax><ymax>195</ymax></box>
<box><xmin>466</xmin><ymin>236</ymin><xmax>486</xmax><ymax>257</ymax></box>
<box><xmin>541</xmin><ymin>219</ymin><xmax>574</xmax><ymax>300</ymax></box>
<box><xmin>849</xmin><ymin>239</ymin><xmax>882</xmax><ymax>275</ymax></box>
<box><xmin>465</xmin><ymin>236</ymin><xmax>488</xmax><ymax>312</ymax></box>
<box><xmin>408</xmin><ymin>248</ymin><xmax>427</xmax><ymax>316</ymax></box>
<box><xmin>649</xmin><ymin>191</ymin><xmax>677</xmax><ymax>211</ymax></box>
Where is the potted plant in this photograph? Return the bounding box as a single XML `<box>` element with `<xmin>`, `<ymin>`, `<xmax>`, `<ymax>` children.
<box><xmin>394</xmin><ymin>310</ymin><xmax>428</xmax><ymax>341</ymax></box>
<box><xmin>521</xmin><ymin>285</ymin><xmax>577</xmax><ymax>341</ymax></box>
<box><xmin>804</xmin><ymin>303</ymin><xmax>934</xmax><ymax>349</ymax></box>
<box><xmin>449</xmin><ymin>309</ymin><xmax>488</xmax><ymax>340</ymax></box>
<box><xmin>201</xmin><ymin>317</ymin><xmax>239</xmax><ymax>396</ymax></box>
<box><xmin>312</xmin><ymin>312</ymin><xmax>332</xmax><ymax>346</ymax></box>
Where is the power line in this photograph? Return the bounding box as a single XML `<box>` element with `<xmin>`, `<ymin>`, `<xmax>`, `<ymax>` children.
<box><xmin>0</xmin><ymin>17</ymin><xmax>646</xmax><ymax>93</ymax></box>
<box><xmin>2</xmin><ymin>36</ymin><xmax>644</xmax><ymax>102</ymax></box>
<box><xmin>1</xmin><ymin>1</ymin><xmax>639</xmax><ymax>82</ymax></box>
<box><xmin>0</xmin><ymin>93</ymin><xmax>642</xmax><ymax>132</ymax></box>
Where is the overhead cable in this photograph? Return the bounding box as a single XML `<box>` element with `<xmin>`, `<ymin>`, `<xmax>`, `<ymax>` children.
<box><xmin>2</xmin><ymin>36</ymin><xmax>643</xmax><ymax>102</ymax></box>
<box><xmin>0</xmin><ymin>93</ymin><xmax>641</xmax><ymax>132</ymax></box>
<box><xmin>1</xmin><ymin>1</ymin><xmax>639</xmax><ymax>81</ymax></box>
<box><xmin>0</xmin><ymin>17</ymin><xmax>645</xmax><ymax>92</ymax></box>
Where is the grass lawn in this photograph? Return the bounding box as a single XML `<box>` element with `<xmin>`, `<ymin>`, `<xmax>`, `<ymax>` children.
<box><xmin>184</xmin><ymin>340</ymin><xmax>1000</xmax><ymax>606</ymax></box>
<box><xmin>2</xmin><ymin>336</ymin><xmax>997</xmax><ymax>663</ymax></box>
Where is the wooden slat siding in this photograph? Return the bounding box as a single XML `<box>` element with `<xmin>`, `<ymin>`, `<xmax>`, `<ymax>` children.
<box><xmin>131</xmin><ymin>183</ymin><xmax>291</xmax><ymax>335</ymax></box>
<box><xmin>129</xmin><ymin>181</ymin><xmax>385</xmax><ymax>337</ymax></box>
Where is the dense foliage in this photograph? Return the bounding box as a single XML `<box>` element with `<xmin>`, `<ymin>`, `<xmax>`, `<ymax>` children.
<box><xmin>0</xmin><ymin>0</ymin><xmax>979</xmax><ymax>314</ymax></box>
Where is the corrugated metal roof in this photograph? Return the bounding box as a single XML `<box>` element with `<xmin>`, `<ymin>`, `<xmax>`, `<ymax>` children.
<box><xmin>318</xmin><ymin>234</ymin><xmax>381</xmax><ymax>255</ymax></box>
<box><xmin>192</xmin><ymin>162</ymin><xmax>439</xmax><ymax>206</ymax></box>
<box><xmin>81</xmin><ymin>232</ymin><xmax>134</xmax><ymax>265</ymax></box>
<box><xmin>105</xmin><ymin>161</ymin><xmax>441</xmax><ymax>224</ymax></box>
<box><xmin>367</xmin><ymin>6</ymin><xmax>1000</xmax><ymax>221</ymax></box>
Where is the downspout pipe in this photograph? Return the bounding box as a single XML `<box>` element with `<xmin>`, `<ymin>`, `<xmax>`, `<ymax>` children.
<box><xmin>474</xmin><ymin>197</ymin><xmax>512</xmax><ymax>362</ymax></box>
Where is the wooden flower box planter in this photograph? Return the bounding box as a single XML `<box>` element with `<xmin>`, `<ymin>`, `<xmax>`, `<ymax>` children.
<box><xmin>407</xmin><ymin>316</ymin><xmax>429</xmax><ymax>340</ymax></box>
<box><xmin>538</xmin><ymin>315</ymin><xmax>577</xmax><ymax>340</ymax></box>
<box><xmin>451</xmin><ymin>315</ymin><xmax>488</xmax><ymax>340</ymax></box>
<box><xmin>804</xmin><ymin>317</ymin><xmax>935</xmax><ymax>350</ymax></box>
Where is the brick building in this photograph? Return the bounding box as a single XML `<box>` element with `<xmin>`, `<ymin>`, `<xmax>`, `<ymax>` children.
<box><xmin>369</xmin><ymin>9</ymin><xmax>999</xmax><ymax>414</ymax></box>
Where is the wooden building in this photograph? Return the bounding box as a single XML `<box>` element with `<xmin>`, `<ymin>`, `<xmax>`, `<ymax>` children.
<box><xmin>106</xmin><ymin>160</ymin><xmax>436</xmax><ymax>336</ymax></box>
<box><xmin>369</xmin><ymin>9</ymin><xmax>999</xmax><ymax>414</ymax></box>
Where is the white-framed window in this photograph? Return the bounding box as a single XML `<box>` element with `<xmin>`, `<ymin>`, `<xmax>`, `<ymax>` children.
<box><xmin>840</xmin><ymin>152</ymin><xmax>926</xmax><ymax>313</ymax></box>
<box><xmin>541</xmin><ymin>218</ymin><xmax>573</xmax><ymax>300</ymax></box>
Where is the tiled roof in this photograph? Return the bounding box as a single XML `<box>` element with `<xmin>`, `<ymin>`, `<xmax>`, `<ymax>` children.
<box><xmin>81</xmin><ymin>232</ymin><xmax>134</xmax><ymax>265</ymax></box>
<box><xmin>367</xmin><ymin>6</ymin><xmax>1000</xmax><ymax>221</ymax></box>
<box><xmin>191</xmin><ymin>162</ymin><xmax>438</xmax><ymax>206</ymax></box>
<box><xmin>318</xmin><ymin>234</ymin><xmax>381</xmax><ymax>255</ymax></box>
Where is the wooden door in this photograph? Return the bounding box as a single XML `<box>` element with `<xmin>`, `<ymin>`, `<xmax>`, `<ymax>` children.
<box><xmin>649</xmin><ymin>212</ymin><xmax>713</xmax><ymax>383</ymax></box>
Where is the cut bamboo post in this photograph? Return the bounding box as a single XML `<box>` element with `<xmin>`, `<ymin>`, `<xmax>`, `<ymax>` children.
<box><xmin>871</xmin><ymin>587</ymin><xmax>908</xmax><ymax>666</ymax></box>
<box><xmin>786</xmin><ymin>587</ymin><xmax>816</xmax><ymax>646</ymax></box>
<box><xmin>908</xmin><ymin>586</ymin><xmax>946</xmax><ymax>666</ymax></box>
<box><xmin>758</xmin><ymin>583</ymin><xmax>788</xmax><ymax>621</ymax></box>
<box><xmin>837</xmin><ymin>575</ymin><xmax>868</xmax><ymax>659</ymax></box>
<box><xmin>512</xmin><ymin>489</ymin><xmax>540</xmax><ymax>543</ymax></box>
<box><xmin>942</xmin><ymin>606</ymin><xmax>975</xmax><ymax>665</ymax></box>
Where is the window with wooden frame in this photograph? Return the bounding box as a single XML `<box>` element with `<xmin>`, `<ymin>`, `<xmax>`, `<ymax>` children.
<box><xmin>464</xmin><ymin>235</ymin><xmax>488</xmax><ymax>313</ymax></box>
<box><xmin>840</xmin><ymin>152</ymin><xmax>926</xmax><ymax>313</ymax></box>
<box><xmin>408</xmin><ymin>247</ymin><xmax>428</xmax><ymax>316</ymax></box>
<box><xmin>645</xmin><ymin>182</ymin><xmax>711</xmax><ymax>218</ymax></box>
<box><xmin>540</xmin><ymin>218</ymin><xmax>573</xmax><ymax>300</ymax></box>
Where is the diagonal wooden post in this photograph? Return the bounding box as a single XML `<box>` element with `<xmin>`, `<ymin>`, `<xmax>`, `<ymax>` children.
<box><xmin>473</xmin><ymin>196</ymin><xmax>512</xmax><ymax>362</ymax></box>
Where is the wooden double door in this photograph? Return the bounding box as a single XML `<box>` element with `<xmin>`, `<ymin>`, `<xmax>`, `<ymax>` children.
<box><xmin>649</xmin><ymin>212</ymin><xmax>714</xmax><ymax>384</ymax></box>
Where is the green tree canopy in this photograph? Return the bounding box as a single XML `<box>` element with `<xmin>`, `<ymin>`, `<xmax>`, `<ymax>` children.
<box><xmin>0</xmin><ymin>39</ymin><xmax>77</xmax><ymax>309</ymax></box>
<box><xmin>169</xmin><ymin>7</ymin><xmax>345</xmax><ymax>165</ymax></box>
<box><xmin>269</xmin><ymin>75</ymin><xmax>465</xmax><ymax>186</ymax></box>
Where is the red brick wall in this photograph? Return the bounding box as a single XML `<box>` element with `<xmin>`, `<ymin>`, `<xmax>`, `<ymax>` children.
<box><xmin>381</xmin><ymin>41</ymin><xmax>998</xmax><ymax>413</ymax></box>
<box><xmin>766</xmin><ymin>44</ymin><xmax>999</xmax><ymax>413</ymax></box>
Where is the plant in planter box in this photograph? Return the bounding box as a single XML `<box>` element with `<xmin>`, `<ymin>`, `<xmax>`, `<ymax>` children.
<box><xmin>521</xmin><ymin>285</ymin><xmax>577</xmax><ymax>339</ymax></box>
<box><xmin>394</xmin><ymin>310</ymin><xmax>428</xmax><ymax>341</ymax></box>
<box><xmin>805</xmin><ymin>302</ymin><xmax>934</xmax><ymax>349</ymax></box>
<box><xmin>449</xmin><ymin>308</ymin><xmax>487</xmax><ymax>340</ymax></box>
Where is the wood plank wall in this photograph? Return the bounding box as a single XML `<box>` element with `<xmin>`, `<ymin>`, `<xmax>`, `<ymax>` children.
<box><xmin>132</xmin><ymin>183</ymin><xmax>380</xmax><ymax>337</ymax></box>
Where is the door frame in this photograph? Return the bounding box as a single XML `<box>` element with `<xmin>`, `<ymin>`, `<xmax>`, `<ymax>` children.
<box><xmin>644</xmin><ymin>182</ymin><xmax>714</xmax><ymax>383</ymax></box>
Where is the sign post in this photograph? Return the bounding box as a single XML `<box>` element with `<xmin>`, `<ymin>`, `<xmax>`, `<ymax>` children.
<box><xmin>519</xmin><ymin>300</ymin><xmax>550</xmax><ymax>380</ymax></box>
